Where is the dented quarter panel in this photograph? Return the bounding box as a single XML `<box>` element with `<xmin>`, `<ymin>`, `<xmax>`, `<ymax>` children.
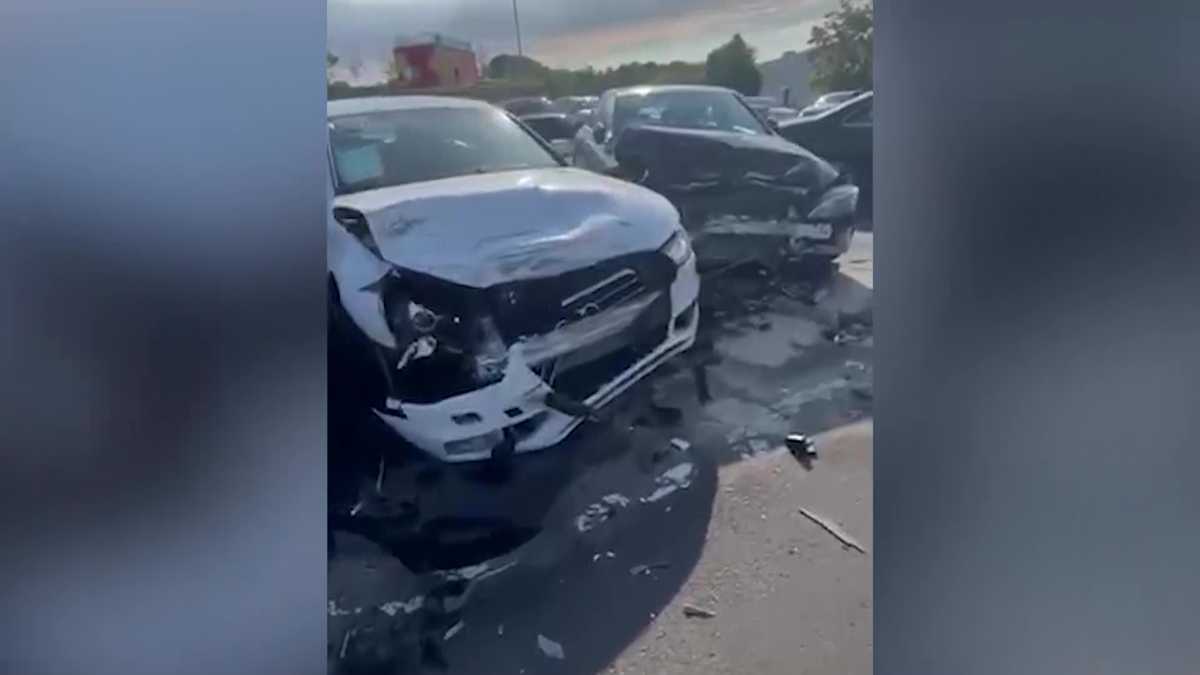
<box><xmin>328</xmin><ymin>172</ymin><xmax>396</xmax><ymax>348</ymax></box>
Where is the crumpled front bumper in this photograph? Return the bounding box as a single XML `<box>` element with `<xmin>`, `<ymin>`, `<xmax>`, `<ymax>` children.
<box><xmin>374</xmin><ymin>256</ymin><xmax>701</xmax><ymax>462</ymax></box>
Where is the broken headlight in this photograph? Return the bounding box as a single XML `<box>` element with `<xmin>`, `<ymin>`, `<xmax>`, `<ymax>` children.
<box><xmin>806</xmin><ymin>185</ymin><xmax>859</xmax><ymax>221</ymax></box>
<box><xmin>470</xmin><ymin>316</ymin><xmax>509</xmax><ymax>386</ymax></box>
<box><xmin>660</xmin><ymin>230</ymin><xmax>694</xmax><ymax>267</ymax></box>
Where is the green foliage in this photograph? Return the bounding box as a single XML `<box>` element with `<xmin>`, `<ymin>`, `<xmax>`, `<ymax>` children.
<box><xmin>807</xmin><ymin>0</ymin><xmax>873</xmax><ymax>93</ymax></box>
<box><xmin>487</xmin><ymin>54</ymin><xmax>550</xmax><ymax>81</ymax></box>
<box><xmin>704</xmin><ymin>34</ymin><xmax>763</xmax><ymax>96</ymax></box>
<box><xmin>484</xmin><ymin>54</ymin><xmax>704</xmax><ymax>97</ymax></box>
<box><xmin>327</xmin><ymin>52</ymin><xmax>339</xmax><ymax>84</ymax></box>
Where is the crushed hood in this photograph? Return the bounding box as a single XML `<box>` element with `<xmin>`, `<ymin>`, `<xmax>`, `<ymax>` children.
<box><xmin>614</xmin><ymin>125</ymin><xmax>839</xmax><ymax>193</ymax></box>
<box><xmin>611</xmin><ymin>125</ymin><xmax>843</xmax><ymax>225</ymax></box>
<box><xmin>335</xmin><ymin>168</ymin><xmax>680</xmax><ymax>288</ymax></box>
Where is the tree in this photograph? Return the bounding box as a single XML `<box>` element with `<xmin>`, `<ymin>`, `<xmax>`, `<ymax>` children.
<box><xmin>807</xmin><ymin>0</ymin><xmax>873</xmax><ymax>93</ymax></box>
<box><xmin>488</xmin><ymin>54</ymin><xmax>549</xmax><ymax>81</ymax></box>
<box><xmin>326</xmin><ymin>51</ymin><xmax>339</xmax><ymax>83</ymax></box>
<box><xmin>704</xmin><ymin>34</ymin><xmax>762</xmax><ymax>96</ymax></box>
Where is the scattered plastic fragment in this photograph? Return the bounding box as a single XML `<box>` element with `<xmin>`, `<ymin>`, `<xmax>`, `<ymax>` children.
<box><xmin>438</xmin><ymin>559</ymin><xmax>518</xmax><ymax>582</ymax></box>
<box><xmin>786</xmin><ymin>434</ymin><xmax>817</xmax><ymax>458</ymax></box>
<box><xmin>798</xmin><ymin>507</ymin><xmax>868</xmax><ymax>554</ymax></box>
<box><xmin>683</xmin><ymin>604</ymin><xmax>717</xmax><ymax>619</ymax></box>
<box><xmin>630</xmin><ymin>561</ymin><xmax>672</xmax><ymax>576</ymax></box>
<box><xmin>576</xmin><ymin>493</ymin><xmax>631</xmax><ymax>532</ymax></box>
<box><xmin>339</xmin><ymin>627</ymin><xmax>358</xmax><ymax>659</ymax></box>
<box><xmin>538</xmin><ymin>634</ymin><xmax>565</xmax><ymax>660</ymax></box>
<box><xmin>670</xmin><ymin>438</ymin><xmax>691</xmax><ymax>452</ymax></box>
<box><xmin>328</xmin><ymin>600</ymin><xmax>355</xmax><ymax>616</ymax></box>
<box><xmin>379</xmin><ymin>595</ymin><xmax>424</xmax><ymax>616</ymax></box>
<box><xmin>642</xmin><ymin>462</ymin><xmax>696</xmax><ymax>503</ymax></box>
<box><xmin>444</xmin><ymin>620</ymin><xmax>464</xmax><ymax>641</ymax></box>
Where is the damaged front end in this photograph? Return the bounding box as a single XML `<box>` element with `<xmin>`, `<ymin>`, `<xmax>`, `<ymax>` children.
<box><xmin>612</xmin><ymin>125</ymin><xmax>859</xmax><ymax>268</ymax></box>
<box><xmin>333</xmin><ymin>218</ymin><xmax>699</xmax><ymax>463</ymax></box>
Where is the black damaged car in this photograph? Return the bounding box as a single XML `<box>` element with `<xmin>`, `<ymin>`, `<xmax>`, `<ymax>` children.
<box><xmin>573</xmin><ymin>85</ymin><xmax>859</xmax><ymax>268</ymax></box>
<box><xmin>777</xmin><ymin>91</ymin><xmax>872</xmax><ymax>215</ymax></box>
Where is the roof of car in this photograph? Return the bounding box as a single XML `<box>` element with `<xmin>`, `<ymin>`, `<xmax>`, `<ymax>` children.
<box><xmin>327</xmin><ymin>96</ymin><xmax>492</xmax><ymax>118</ymax></box>
<box><xmin>519</xmin><ymin>112</ymin><xmax>570</xmax><ymax>120</ymax></box>
<box><xmin>610</xmin><ymin>84</ymin><xmax>735</xmax><ymax>97</ymax></box>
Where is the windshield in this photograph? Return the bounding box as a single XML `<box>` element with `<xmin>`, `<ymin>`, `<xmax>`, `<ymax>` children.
<box><xmin>328</xmin><ymin>107</ymin><xmax>560</xmax><ymax>195</ymax></box>
<box><xmin>612</xmin><ymin>90</ymin><xmax>769</xmax><ymax>137</ymax></box>
<box><xmin>504</xmin><ymin>98</ymin><xmax>555</xmax><ymax>116</ymax></box>
<box><xmin>522</xmin><ymin>116</ymin><xmax>575</xmax><ymax>142</ymax></box>
<box><xmin>554</xmin><ymin>98</ymin><xmax>591</xmax><ymax>114</ymax></box>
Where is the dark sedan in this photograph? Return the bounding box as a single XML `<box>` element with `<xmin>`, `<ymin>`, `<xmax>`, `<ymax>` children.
<box><xmin>572</xmin><ymin>84</ymin><xmax>859</xmax><ymax>266</ymax></box>
<box><xmin>778</xmin><ymin>91</ymin><xmax>872</xmax><ymax>214</ymax></box>
<box><xmin>500</xmin><ymin>96</ymin><xmax>557</xmax><ymax>116</ymax></box>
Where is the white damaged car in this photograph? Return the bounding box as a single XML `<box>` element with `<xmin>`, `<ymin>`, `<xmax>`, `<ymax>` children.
<box><xmin>328</xmin><ymin>96</ymin><xmax>699</xmax><ymax>463</ymax></box>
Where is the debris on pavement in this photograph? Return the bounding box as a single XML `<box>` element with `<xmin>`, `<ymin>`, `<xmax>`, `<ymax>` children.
<box><xmin>375</xmin><ymin>455</ymin><xmax>386</xmax><ymax>493</ymax></box>
<box><xmin>329</xmin><ymin>599</ymin><xmax>356</xmax><ymax>617</ymax></box>
<box><xmin>786</xmin><ymin>433</ymin><xmax>817</xmax><ymax>470</ymax></box>
<box><xmin>338</xmin><ymin>627</ymin><xmax>360</xmax><ymax>660</ymax></box>
<box><xmin>498</xmin><ymin>624</ymin><xmax>504</xmax><ymax>636</ymax></box>
<box><xmin>798</xmin><ymin>507</ymin><xmax>868</xmax><ymax>554</ymax></box>
<box><xmin>443</xmin><ymin>620</ymin><xmax>465</xmax><ymax>642</ymax></box>
<box><xmin>786</xmin><ymin>434</ymin><xmax>817</xmax><ymax>458</ymax></box>
<box><xmin>576</xmin><ymin>493</ymin><xmax>632</xmax><ymax>532</ymax></box>
<box><xmin>379</xmin><ymin>595</ymin><xmax>425</xmax><ymax>616</ymax></box>
<box><xmin>683</xmin><ymin>604</ymin><xmax>717</xmax><ymax>619</ymax></box>
<box><xmin>437</xmin><ymin>559</ymin><xmax>518</xmax><ymax>583</ymax></box>
<box><xmin>670</xmin><ymin>438</ymin><xmax>692</xmax><ymax>452</ymax></box>
<box><xmin>537</xmin><ymin>634</ymin><xmax>566</xmax><ymax>660</ymax></box>
<box><xmin>630</xmin><ymin>561</ymin><xmax>672</xmax><ymax>576</ymax></box>
<box><xmin>641</xmin><ymin>462</ymin><xmax>696</xmax><ymax>503</ymax></box>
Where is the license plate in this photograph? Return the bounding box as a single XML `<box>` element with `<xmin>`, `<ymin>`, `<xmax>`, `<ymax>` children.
<box><xmin>793</xmin><ymin>223</ymin><xmax>833</xmax><ymax>240</ymax></box>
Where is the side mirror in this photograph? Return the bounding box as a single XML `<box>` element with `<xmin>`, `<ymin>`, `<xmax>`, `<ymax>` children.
<box><xmin>593</xmin><ymin>124</ymin><xmax>607</xmax><ymax>145</ymax></box>
<box><xmin>767</xmin><ymin>118</ymin><xmax>780</xmax><ymax>132</ymax></box>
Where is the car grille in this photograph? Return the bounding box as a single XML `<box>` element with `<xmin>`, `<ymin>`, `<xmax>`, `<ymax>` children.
<box><xmin>488</xmin><ymin>251</ymin><xmax>675</xmax><ymax>341</ymax></box>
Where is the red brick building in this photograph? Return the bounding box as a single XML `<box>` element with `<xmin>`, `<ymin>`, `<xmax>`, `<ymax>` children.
<box><xmin>392</xmin><ymin>34</ymin><xmax>480</xmax><ymax>89</ymax></box>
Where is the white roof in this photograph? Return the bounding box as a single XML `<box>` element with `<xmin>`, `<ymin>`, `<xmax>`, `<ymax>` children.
<box><xmin>327</xmin><ymin>96</ymin><xmax>493</xmax><ymax>118</ymax></box>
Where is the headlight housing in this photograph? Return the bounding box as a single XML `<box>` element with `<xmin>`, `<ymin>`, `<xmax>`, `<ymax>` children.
<box><xmin>806</xmin><ymin>184</ymin><xmax>859</xmax><ymax>221</ymax></box>
<box><xmin>660</xmin><ymin>230</ymin><xmax>694</xmax><ymax>266</ymax></box>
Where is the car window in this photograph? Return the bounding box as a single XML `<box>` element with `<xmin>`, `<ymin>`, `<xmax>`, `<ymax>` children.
<box><xmin>504</xmin><ymin>98</ymin><xmax>554</xmax><ymax>116</ymax></box>
<box><xmin>612</xmin><ymin>90</ymin><xmax>769</xmax><ymax>137</ymax></box>
<box><xmin>842</xmin><ymin>99</ymin><xmax>873</xmax><ymax>126</ymax></box>
<box><xmin>523</xmin><ymin>116</ymin><xmax>575</xmax><ymax>142</ymax></box>
<box><xmin>328</xmin><ymin>107</ymin><xmax>561</xmax><ymax>194</ymax></box>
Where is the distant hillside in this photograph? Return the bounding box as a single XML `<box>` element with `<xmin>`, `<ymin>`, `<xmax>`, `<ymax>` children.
<box><xmin>758</xmin><ymin>49</ymin><xmax>816</xmax><ymax>107</ymax></box>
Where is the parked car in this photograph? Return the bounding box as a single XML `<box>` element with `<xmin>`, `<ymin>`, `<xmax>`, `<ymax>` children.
<box><xmin>518</xmin><ymin>112</ymin><xmax>578</xmax><ymax>161</ymax></box>
<box><xmin>573</xmin><ymin>85</ymin><xmax>858</xmax><ymax>268</ymax></box>
<box><xmin>327</xmin><ymin>96</ymin><xmax>700</xmax><ymax>463</ymax></box>
<box><xmin>798</xmin><ymin>90</ymin><xmax>862</xmax><ymax>117</ymax></box>
<box><xmin>500</xmin><ymin>96</ymin><xmax>557</xmax><ymax>116</ymax></box>
<box><xmin>741</xmin><ymin>96</ymin><xmax>801</xmax><ymax>126</ymax></box>
<box><xmin>779</xmin><ymin>91</ymin><xmax>872</xmax><ymax>211</ymax></box>
<box><xmin>554</xmin><ymin>95</ymin><xmax>599</xmax><ymax>127</ymax></box>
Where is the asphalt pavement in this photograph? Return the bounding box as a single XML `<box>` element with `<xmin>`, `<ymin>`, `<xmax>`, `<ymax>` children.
<box><xmin>328</xmin><ymin>233</ymin><xmax>874</xmax><ymax>675</ymax></box>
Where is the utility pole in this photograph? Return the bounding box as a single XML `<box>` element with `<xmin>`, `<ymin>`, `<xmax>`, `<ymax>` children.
<box><xmin>512</xmin><ymin>0</ymin><xmax>524</xmax><ymax>56</ymax></box>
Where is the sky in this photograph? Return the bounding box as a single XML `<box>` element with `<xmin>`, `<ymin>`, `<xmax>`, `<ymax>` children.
<box><xmin>327</xmin><ymin>0</ymin><xmax>837</xmax><ymax>84</ymax></box>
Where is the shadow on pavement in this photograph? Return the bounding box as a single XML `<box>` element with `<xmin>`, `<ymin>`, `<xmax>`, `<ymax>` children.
<box><xmin>327</xmin><ymin>251</ymin><xmax>872</xmax><ymax>674</ymax></box>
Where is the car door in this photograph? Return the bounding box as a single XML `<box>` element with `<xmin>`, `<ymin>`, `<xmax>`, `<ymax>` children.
<box><xmin>834</xmin><ymin>95</ymin><xmax>872</xmax><ymax>190</ymax></box>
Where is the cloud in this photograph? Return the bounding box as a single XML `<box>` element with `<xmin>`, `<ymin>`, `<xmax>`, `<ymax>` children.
<box><xmin>328</xmin><ymin>0</ymin><xmax>835</xmax><ymax>73</ymax></box>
